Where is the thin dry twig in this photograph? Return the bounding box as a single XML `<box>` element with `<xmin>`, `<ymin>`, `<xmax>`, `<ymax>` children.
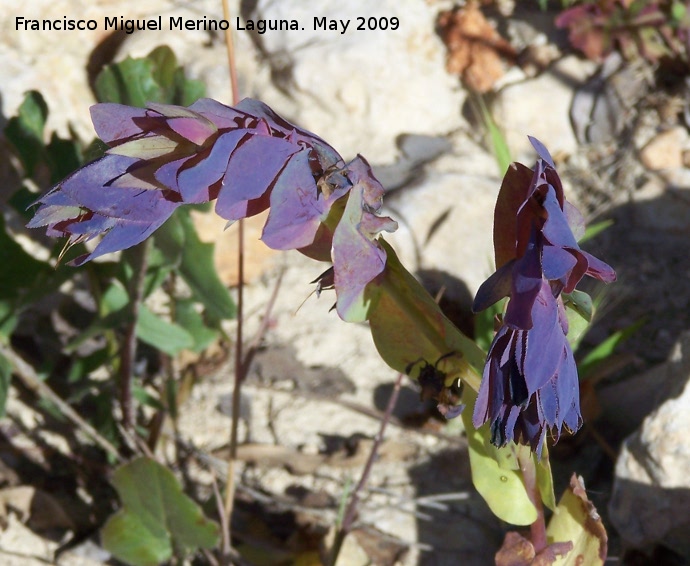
<box><xmin>328</xmin><ymin>371</ymin><xmax>405</xmax><ymax>565</ymax></box>
<box><xmin>220</xmin><ymin>0</ymin><xmax>244</xmax><ymax>531</ymax></box>
<box><xmin>120</xmin><ymin>240</ymin><xmax>151</xmax><ymax>431</ymax></box>
<box><xmin>0</xmin><ymin>344</ymin><xmax>122</xmax><ymax>462</ymax></box>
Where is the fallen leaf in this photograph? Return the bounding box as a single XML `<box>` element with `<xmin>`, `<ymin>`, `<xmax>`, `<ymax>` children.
<box><xmin>495</xmin><ymin>531</ymin><xmax>535</xmax><ymax>566</ymax></box>
<box><xmin>437</xmin><ymin>3</ymin><xmax>516</xmax><ymax>93</ymax></box>
<box><xmin>0</xmin><ymin>486</ymin><xmax>74</xmax><ymax>531</ymax></box>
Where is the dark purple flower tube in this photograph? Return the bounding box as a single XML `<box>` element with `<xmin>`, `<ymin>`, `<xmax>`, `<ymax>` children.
<box><xmin>472</xmin><ymin>137</ymin><xmax>615</xmax><ymax>456</ymax></box>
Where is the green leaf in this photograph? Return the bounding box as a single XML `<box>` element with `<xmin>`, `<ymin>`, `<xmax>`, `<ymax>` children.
<box><xmin>0</xmin><ymin>225</ymin><xmax>45</xmax><ymax>299</ymax></box>
<box><xmin>0</xmin><ymin>352</ymin><xmax>11</xmax><ymax>418</ymax></box>
<box><xmin>147</xmin><ymin>45</ymin><xmax>178</xmax><ymax>94</ymax></box>
<box><xmin>132</xmin><ymin>384</ymin><xmax>165</xmax><ymax>411</ymax></box>
<box><xmin>95</xmin><ymin>57</ymin><xmax>162</xmax><ymax>107</ymax></box>
<box><xmin>463</xmin><ymin>390</ymin><xmax>537</xmax><ymax>525</ymax></box>
<box><xmin>563</xmin><ymin>289</ymin><xmax>593</xmax><ymax>350</ymax></box>
<box><xmin>46</xmin><ymin>131</ymin><xmax>82</xmax><ymax>183</ymax></box>
<box><xmin>136</xmin><ymin>307</ymin><xmax>194</xmax><ymax>356</ymax></box>
<box><xmin>175</xmin><ymin>299</ymin><xmax>219</xmax><ymax>353</ymax></box>
<box><xmin>101</xmin><ymin>457</ymin><xmax>219</xmax><ymax>566</ymax></box>
<box><xmin>0</xmin><ymin>303</ymin><xmax>18</xmax><ymax>338</ymax></box>
<box><xmin>4</xmin><ymin>91</ymin><xmax>48</xmax><ymax>177</ymax></box>
<box><xmin>476</xmin><ymin>93</ymin><xmax>511</xmax><ymax>176</ymax></box>
<box><xmin>370</xmin><ymin>240</ymin><xmax>485</xmax><ymax>392</ymax></box>
<box><xmin>546</xmin><ymin>474</ymin><xmax>608</xmax><ymax>565</ymax></box>
<box><xmin>0</xmin><ymin>213</ymin><xmax>73</xmax><ymax>329</ymax></box>
<box><xmin>174</xmin><ymin>68</ymin><xmax>206</xmax><ymax>106</ymax></box>
<box><xmin>578</xmin><ymin>219</ymin><xmax>614</xmax><ymax>244</ymax></box>
<box><xmin>153</xmin><ymin>208</ymin><xmax>236</xmax><ymax>321</ymax></box>
<box><xmin>474</xmin><ymin>296</ymin><xmax>505</xmax><ymax>353</ymax></box>
<box><xmin>536</xmin><ymin>446</ymin><xmax>557</xmax><ymax>512</ymax></box>
<box><xmin>94</xmin><ymin>46</ymin><xmax>205</xmax><ymax>107</ymax></box>
<box><xmin>578</xmin><ymin>319</ymin><xmax>644</xmax><ymax>379</ymax></box>
<box><xmin>671</xmin><ymin>1</ymin><xmax>687</xmax><ymax>22</ymax></box>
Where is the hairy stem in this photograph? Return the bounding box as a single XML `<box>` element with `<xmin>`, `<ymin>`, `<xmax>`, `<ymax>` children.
<box><xmin>518</xmin><ymin>450</ymin><xmax>548</xmax><ymax>554</ymax></box>
<box><xmin>328</xmin><ymin>371</ymin><xmax>404</xmax><ymax>566</ymax></box>
<box><xmin>120</xmin><ymin>239</ymin><xmax>150</xmax><ymax>432</ymax></box>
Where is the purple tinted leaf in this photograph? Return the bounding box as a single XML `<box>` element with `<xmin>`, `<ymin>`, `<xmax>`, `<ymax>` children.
<box><xmin>563</xmin><ymin>250</ymin><xmax>589</xmax><ymax>293</ymax></box>
<box><xmin>473</xmin><ymin>259</ymin><xmax>514</xmax><ymax>313</ymax></box>
<box><xmin>554</xmin><ymin>344</ymin><xmax>578</xmax><ymax>423</ymax></box>
<box><xmin>262</xmin><ymin>149</ymin><xmax>344</xmax><ymax>250</ymax></box>
<box><xmin>189</xmin><ymin>98</ymin><xmax>250</xmax><ymax>129</ymax></box>
<box><xmin>145</xmin><ymin>103</ymin><xmax>218</xmax><ymax>145</ymax></box>
<box><xmin>504</xmin><ymin>239</ymin><xmax>542</xmax><ymax>329</ymax></box>
<box><xmin>221</xmin><ymin>191</ymin><xmax>272</xmax><ymax>226</ymax></box>
<box><xmin>147</xmin><ymin>102</ymin><xmax>202</xmax><ymax>119</ymax></box>
<box><xmin>215</xmin><ymin>135</ymin><xmax>298</xmax><ymax>220</ymax></box>
<box><xmin>27</xmin><ymin>191</ymin><xmax>82</xmax><ymax>228</ymax></box>
<box><xmin>562</xmin><ymin>396</ymin><xmax>582</xmax><ymax>432</ymax></box>
<box><xmin>542</xmin><ymin>245</ymin><xmax>577</xmax><ymax>282</ymax></box>
<box><xmin>60</xmin><ymin>213</ymin><xmax>116</xmax><ymax>237</ymax></box>
<box><xmin>235</xmin><ymin>98</ymin><xmax>343</xmax><ymax>167</ymax></box>
<box><xmin>541</xmin><ymin>187</ymin><xmax>579</xmax><ymax>249</ymax></box>
<box><xmin>346</xmin><ymin>155</ymin><xmax>384</xmax><ymax>209</ymax></box>
<box><xmin>581</xmin><ymin>250</ymin><xmax>617</xmax><ymax>283</ymax></box>
<box><xmin>493</xmin><ymin>163</ymin><xmax>534</xmax><ymax>268</ymax></box>
<box><xmin>522</xmin><ymin>283</ymin><xmax>564</xmax><ymax>394</ymax></box>
<box><xmin>73</xmin><ymin>201</ymin><xmax>178</xmax><ymax>265</ymax></box>
<box><xmin>332</xmin><ymin>183</ymin><xmax>397</xmax><ymax>321</ymax></box>
<box><xmin>528</xmin><ymin>136</ymin><xmax>555</xmax><ymax>168</ymax></box>
<box><xmin>48</xmin><ymin>155</ymin><xmax>137</xmax><ymax>210</ymax></box>
<box><xmin>167</xmin><ymin>117</ymin><xmax>217</xmax><ymax>146</ymax></box>
<box><xmin>155</xmin><ymin>157</ymin><xmax>190</xmax><ymax>193</ymax></box>
<box><xmin>564</xmin><ymin>201</ymin><xmax>585</xmax><ymax>241</ymax></box>
<box><xmin>177</xmin><ymin>130</ymin><xmax>246</xmax><ymax>202</ymax></box>
<box><xmin>90</xmin><ymin>104</ymin><xmax>149</xmax><ymax>144</ymax></box>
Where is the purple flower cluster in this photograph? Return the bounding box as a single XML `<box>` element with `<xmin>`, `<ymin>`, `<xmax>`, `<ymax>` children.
<box><xmin>28</xmin><ymin>98</ymin><xmax>397</xmax><ymax>320</ymax></box>
<box><xmin>472</xmin><ymin>138</ymin><xmax>615</xmax><ymax>456</ymax></box>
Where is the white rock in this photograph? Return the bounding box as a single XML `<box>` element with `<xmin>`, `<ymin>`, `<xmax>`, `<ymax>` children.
<box><xmin>609</xmin><ymin>331</ymin><xmax>690</xmax><ymax>559</ymax></box>
<box><xmin>492</xmin><ymin>55</ymin><xmax>596</xmax><ymax>163</ymax></box>
<box><xmin>244</xmin><ymin>0</ymin><xmax>467</xmax><ymax>163</ymax></box>
<box><xmin>639</xmin><ymin>126</ymin><xmax>689</xmax><ymax>171</ymax></box>
<box><xmin>384</xmin><ymin>153</ymin><xmax>499</xmax><ymax>297</ymax></box>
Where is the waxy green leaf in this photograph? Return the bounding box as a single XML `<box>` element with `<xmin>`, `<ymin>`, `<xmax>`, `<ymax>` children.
<box><xmin>463</xmin><ymin>388</ymin><xmax>537</xmax><ymax>526</ymax></box>
<box><xmin>545</xmin><ymin>474</ymin><xmax>607</xmax><ymax>565</ymax></box>
<box><xmin>101</xmin><ymin>457</ymin><xmax>219</xmax><ymax>566</ymax></box>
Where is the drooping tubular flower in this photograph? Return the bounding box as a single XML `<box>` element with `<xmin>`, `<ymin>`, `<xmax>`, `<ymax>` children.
<box><xmin>27</xmin><ymin>98</ymin><xmax>397</xmax><ymax>321</ymax></box>
<box><xmin>472</xmin><ymin>137</ymin><xmax>615</xmax><ymax>456</ymax></box>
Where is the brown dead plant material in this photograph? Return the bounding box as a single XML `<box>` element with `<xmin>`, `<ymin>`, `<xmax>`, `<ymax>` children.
<box><xmin>437</xmin><ymin>2</ymin><xmax>516</xmax><ymax>93</ymax></box>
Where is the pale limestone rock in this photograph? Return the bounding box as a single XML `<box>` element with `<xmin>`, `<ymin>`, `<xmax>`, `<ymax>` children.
<box><xmin>244</xmin><ymin>0</ymin><xmax>467</xmax><ymax>163</ymax></box>
<box><xmin>639</xmin><ymin>126</ymin><xmax>688</xmax><ymax>171</ymax></box>
<box><xmin>609</xmin><ymin>331</ymin><xmax>690</xmax><ymax>559</ymax></box>
<box><xmin>385</xmin><ymin>168</ymin><xmax>498</xmax><ymax>298</ymax></box>
<box><xmin>491</xmin><ymin>55</ymin><xmax>596</xmax><ymax>163</ymax></box>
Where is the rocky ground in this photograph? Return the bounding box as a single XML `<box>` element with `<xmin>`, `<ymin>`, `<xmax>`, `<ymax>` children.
<box><xmin>1</xmin><ymin>0</ymin><xmax>690</xmax><ymax>564</ymax></box>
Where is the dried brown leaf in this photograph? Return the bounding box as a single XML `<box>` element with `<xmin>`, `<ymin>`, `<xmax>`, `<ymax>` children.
<box><xmin>495</xmin><ymin>531</ymin><xmax>535</xmax><ymax>566</ymax></box>
<box><xmin>437</xmin><ymin>3</ymin><xmax>516</xmax><ymax>93</ymax></box>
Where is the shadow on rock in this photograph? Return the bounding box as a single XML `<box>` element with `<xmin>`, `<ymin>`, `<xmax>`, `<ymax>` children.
<box><xmin>407</xmin><ymin>447</ymin><xmax>502</xmax><ymax>566</ymax></box>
